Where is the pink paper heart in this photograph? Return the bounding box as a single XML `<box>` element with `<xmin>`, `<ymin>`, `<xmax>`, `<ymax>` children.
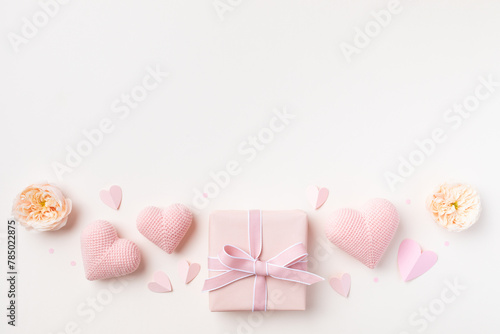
<box><xmin>398</xmin><ymin>239</ymin><xmax>437</xmax><ymax>282</ymax></box>
<box><xmin>137</xmin><ymin>204</ymin><xmax>193</xmax><ymax>254</ymax></box>
<box><xmin>99</xmin><ymin>185</ymin><xmax>122</xmax><ymax>210</ymax></box>
<box><xmin>329</xmin><ymin>273</ymin><xmax>351</xmax><ymax>298</ymax></box>
<box><xmin>148</xmin><ymin>271</ymin><xmax>173</xmax><ymax>293</ymax></box>
<box><xmin>325</xmin><ymin>198</ymin><xmax>399</xmax><ymax>269</ymax></box>
<box><xmin>81</xmin><ymin>220</ymin><xmax>141</xmax><ymax>281</ymax></box>
<box><xmin>178</xmin><ymin>260</ymin><xmax>200</xmax><ymax>284</ymax></box>
<box><xmin>306</xmin><ymin>185</ymin><xmax>329</xmax><ymax>210</ymax></box>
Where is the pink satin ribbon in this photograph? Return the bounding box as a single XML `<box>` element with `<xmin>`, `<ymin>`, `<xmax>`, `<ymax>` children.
<box><xmin>202</xmin><ymin>210</ymin><xmax>324</xmax><ymax>311</ymax></box>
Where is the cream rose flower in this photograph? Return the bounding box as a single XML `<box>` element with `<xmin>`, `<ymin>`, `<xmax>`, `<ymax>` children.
<box><xmin>12</xmin><ymin>184</ymin><xmax>72</xmax><ymax>232</ymax></box>
<box><xmin>426</xmin><ymin>183</ymin><xmax>481</xmax><ymax>232</ymax></box>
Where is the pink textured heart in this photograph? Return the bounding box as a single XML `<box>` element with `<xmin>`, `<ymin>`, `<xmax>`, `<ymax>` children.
<box><xmin>99</xmin><ymin>185</ymin><xmax>122</xmax><ymax>210</ymax></box>
<box><xmin>325</xmin><ymin>198</ymin><xmax>399</xmax><ymax>269</ymax></box>
<box><xmin>81</xmin><ymin>220</ymin><xmax>141</xmax><ymax>281</ymax></box>
<box><xmin>329</xmin><ymin>273</ymin><xmax>351</xmax><ymax>298</ymax></box>
<box><xmin>137</xmin><ymin>204</ymin><xmax>193</xmax><ymax>254</ymax></box>
<box><xmin>398</xmin><ymin>239</ymin><xmax>437</xmax><ymax>282</ymax></box>
<box><xmin>178</xmin><ymin>260</ymin><xmax>200</xmax><ymax>284</ymax></box>
<box><xmin>148</xmin><ymin>271</ymin><xmax>173</xmax><ymax>293</ymax></box>
<box><xmin>306</xmin><ymin>185</ymin><xmax>329</xmax><ymax>210</ymax></box>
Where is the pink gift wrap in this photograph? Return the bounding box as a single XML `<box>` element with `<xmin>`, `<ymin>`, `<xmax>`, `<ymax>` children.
<box><xmin>207</xmin><ymin>210</ymin><xmax>313</xmax><ymax>312</ymax></box>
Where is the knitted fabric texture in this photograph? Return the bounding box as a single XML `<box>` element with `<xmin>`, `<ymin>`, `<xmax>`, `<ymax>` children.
<box><xmin>137</xmin><ymin>203</ymin><xmax>193</xmax><ymax>254</ymax></box>
<box><xmin>81</xmin><ymin>220</ymin><xmax>141</xmax><ymax>281</ymax></box>
<box><xmin>325</xmin><ymin>198</ymin><xmax>399</xmax><ymax>269</ymax></box>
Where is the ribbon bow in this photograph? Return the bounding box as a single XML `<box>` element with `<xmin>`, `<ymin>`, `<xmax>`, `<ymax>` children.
<box><xmin>202</xmin><ymin>210</ymin><xmax>324</xmax><ymax>311</ymax></box>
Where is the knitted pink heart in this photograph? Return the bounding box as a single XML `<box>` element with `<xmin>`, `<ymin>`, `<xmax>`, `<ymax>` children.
<box><xmin>325</xmin><ymin>198</ymin><xmax>399</xmax><ymax>269</ymax></box>
<box><xmin>136</xmin><ymin>204</ymin><xmax>193</xmax><ymax>254</ymax></box>
<box><xmin>81</xmin><ymin>220</ymin><xmax>141</xmax><ymax>281</ymax></box>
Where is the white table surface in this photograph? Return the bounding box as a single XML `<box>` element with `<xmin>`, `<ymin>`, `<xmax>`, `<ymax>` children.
<box><xmin>1</xmin><ymin>1</ymin><xmax>500</xmax><ymax>333</ymax></box>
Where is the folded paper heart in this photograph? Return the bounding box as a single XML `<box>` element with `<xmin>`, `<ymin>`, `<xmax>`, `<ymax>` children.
<box><xmin>148</xmin><ymin>271</ymin><xmax>173</xmax><ymax>293</ymax></box>
<box><xmin>398</xmin><ymin>239</ymin><xmax>437</xmax><ymax>282</ymax></box>
<box><xmin>99</xmin><ymin>185</ymin><xmax>122</xmax><ymax>210</ymax></box>
<box><xmin>178</xmin><ymin>260</ymin><xmax>200</xmax><ymax>284</ymax></box>
<box><xmin>137</xmin><ymin>204</ymin><xmax>193</xmax><ymax>254</ymax></box>
<box><xmin>81</xmin><ymin>220</ymin><xmax>141</xmax><ymax>281</ymax></box>
<box><xmin>325</xmin><ymin>198</ymin><xmax>399</xmax><ymax>269</ymax></box>
<box><xmin>329</xmin><ymin>273</ymin><xmax>351</xmax><ymax>298</ymax></box>
<box><xmin>306</xmin><ymin>185</ymin><xmax>329</xmax><ymax>210</ymax></box>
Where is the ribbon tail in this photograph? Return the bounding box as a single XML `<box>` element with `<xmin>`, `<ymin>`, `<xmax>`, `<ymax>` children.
<box><xmin>253</xmin><ymin>275</ymin><xmax>267</xmax><ymax>312</ymax></box>
<box><xmin>202</xmin><ymin>271</ymin><xmax>253</xmax><ymax>292</ymax></box>
<box><xmin>268</xmin><ymin>266</ymin><xmax>324</xmax><ymax>285</ymax></box>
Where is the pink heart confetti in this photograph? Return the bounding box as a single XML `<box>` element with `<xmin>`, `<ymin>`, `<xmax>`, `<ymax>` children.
<box><xmin>398</xmin><ymin>239</ymin><xmax>438</xmax><ymax>282</ymax></box>
<box><xmin>49</xmin><ymin>248</ymin><xmax>54</xmax><ymax>254</ymax></box>
<box><xmin>99</xmin><ymin>185</ymin><xmax>122</xmax><ymax>210</ymax></box>
<box><xmin>329</xmin><ymin>273</ymin><xmax>351</xmax><ymax>298</ymax></box>
<box><xmin>306</xmin><ymin>185</ymin><xmax>329</xmax><ymax>210</ymax></box>
<box><xmin>178</xmin><ymin>260</ymin><xmax>200</xmax><ymax>284</ymax></box>
<box><xmin>148</xmin><ymin>271</ymin><xmax>173</xmax><ymax>293</ymax></box>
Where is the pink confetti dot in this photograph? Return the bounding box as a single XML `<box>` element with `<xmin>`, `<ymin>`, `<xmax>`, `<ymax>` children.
<box><xmin>203</xmin><ymin>193</ymin><xmax>208</xmax><ymax>198</ymax></box>
<box><xmin>406</xmin><ymin>199</ymin><xmax>411</xmax><ymax>205</ymax></box>
<box><xmin>444</xmin><ymin>241</ymin><xmax>450</xmax><ymax>247</ymax></box>
<box><xmin>373</xmin><ymin>277</ymin><xmax>379</xmax><ymax>283</ymax></box>
<box><xmin>48</xmin><ymin>248</ymin><xmax>54</xmax><ymax>254</ymax></box>
<box><xmin>70</xmin><ymin>261</ymin><xmax>76</xmax><ymax>266</ymax></box>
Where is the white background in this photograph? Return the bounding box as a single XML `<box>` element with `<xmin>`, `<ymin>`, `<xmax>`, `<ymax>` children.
<box><xmin>1</xmin><ymin>1</ymin><xmax>500</xmax><ymax>333</ymax></box>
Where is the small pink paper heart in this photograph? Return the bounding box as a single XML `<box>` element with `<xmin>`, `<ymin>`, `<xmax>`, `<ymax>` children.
<box><xmin>398</xmin><ymin>239</ymin><xmax>438</xmax><ymax>282</ymax></box>
<box><xmin>178</xmin><ymin>260</ymin><xmax>200</xmax><ymax>284</ymax></box>
<box><xmin>306</xmin><ymin>185</ymin><xmax>329</xmax><ymax>210</ymax></box>
<box><xmin>99</xmin><ymin>185</ymin><xmax>122</xmax><ymax>210</ymax></box>
<box><xmin>148</xmin><ymin>271</ymin><xmax>172</xmax><ymax>293</ymax></box>
<box><xmin>329</xmin><ymin>273</ymin><xmax>351</xmax><ymax>298</ymax></box>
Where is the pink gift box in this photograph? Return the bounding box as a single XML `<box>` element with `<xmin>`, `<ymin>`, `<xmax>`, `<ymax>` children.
<box><xmin>206</xmin><ymin>210</ymin><xmax>314</xmax><ymax>312</ymax></box>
